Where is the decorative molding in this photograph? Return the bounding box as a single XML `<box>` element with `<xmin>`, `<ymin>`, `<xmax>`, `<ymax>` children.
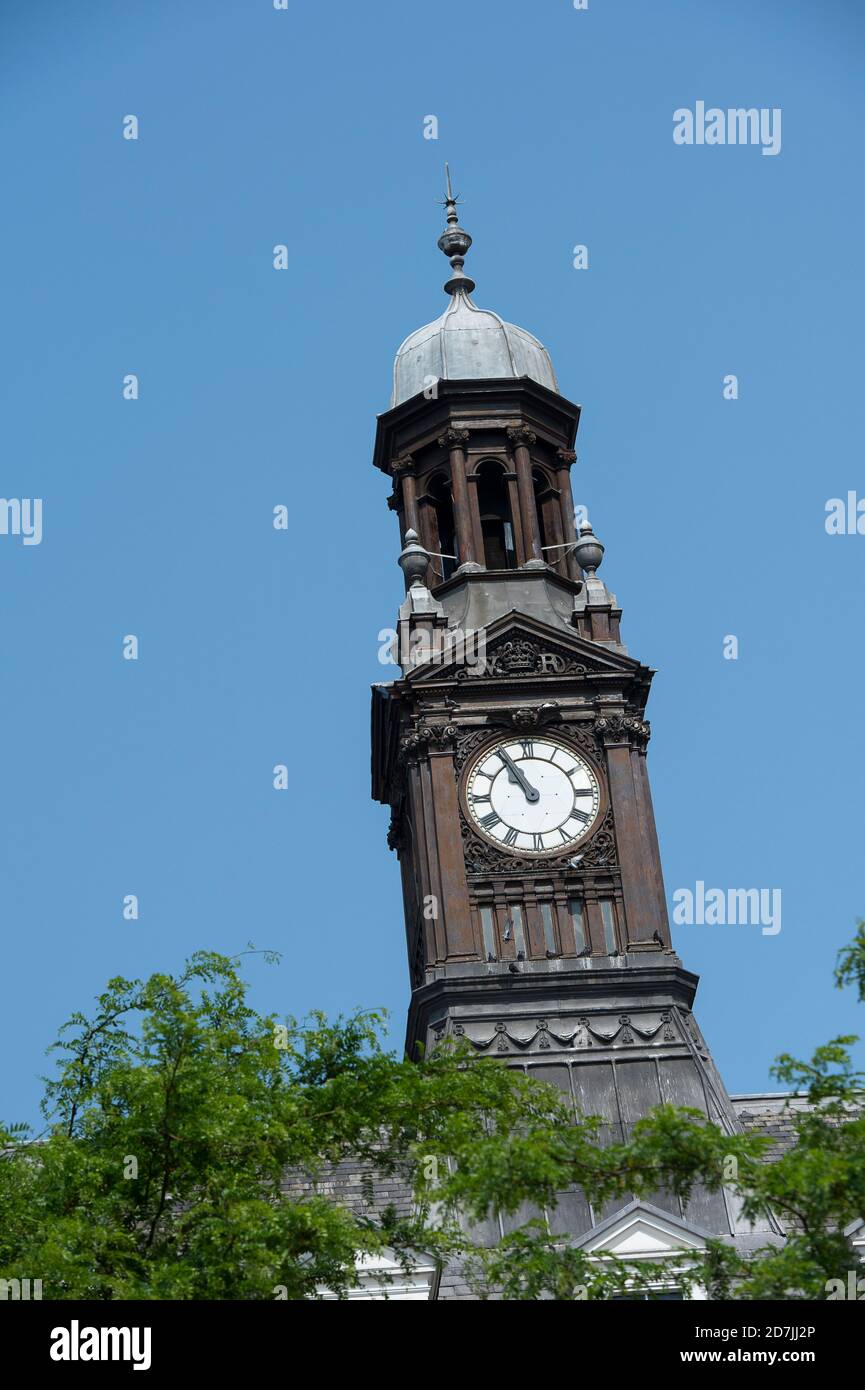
<box><xmin>459</xmin><ymin>635</ymin><xmax>604</xmax><ymax>681</ymax></box>
<box><xmin>508</xmin><ymin>701</ymin><xmax>561</xmax><ymax>731</ymax></box>
<box><xmin>437</xmin><ymin>428</ymin><xmax>470</xmax><ymax>449</ymax></box>
<box><xmin>553</xmin><ymin>719</ymin><xmax>605</xmax><ymax>762</ymax></box>
<box><xmin>593</xmin><ymin>712</ymin><xmax>651</xmax><ymax>748</ymax></box>
<box><xmin>573</xmin><ymin>807</ymin><xmax>617</xmax><ymax>869</ymax></box>
<box><xmin>389</xmin><ymin>453</ymin><xmax>415</xmax><ymax>476</ymax></box>
<box><xmin>453</xmin><ymin>727</ymin><xmax>494</xmax><ymax>774</ymax></box>
<box><xmin>459</xmin><ymin>805</ymin><xmax>617</xmax><ymax>875</ymax></box>
<box><xmin>506</xmin><ymin>426</ymin><xmax>537</xmax><ymax>448</ymax></box>
<box><xmin>460</xmin><ymin>1009</ymin><xmax>681</xmax><ymax>1054</ymax></box>
<box><xmin>399</xmin><ymin>722</ymin><xmax>459</xmax><ymax>761</ymax></box>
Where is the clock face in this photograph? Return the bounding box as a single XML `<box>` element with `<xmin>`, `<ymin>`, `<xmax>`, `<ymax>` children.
<box><xmin>465</xmin><ymin>736</ymin><xmax>601</xmax><ymax>855</ymax></box>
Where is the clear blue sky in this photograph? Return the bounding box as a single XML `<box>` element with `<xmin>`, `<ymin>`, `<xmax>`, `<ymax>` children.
<box><xmin>1</xmin><ymin>0</ymin><xmax>863</xmax><ymax>1124</ymax></box>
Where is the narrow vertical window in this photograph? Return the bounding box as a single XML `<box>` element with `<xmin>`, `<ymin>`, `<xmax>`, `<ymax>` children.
<box><xmin>539</xmin><ymin>901</ymin><xmax>557</xmax><ymax>955</ymax></box>
<box><xmin>568</xmin><ymin>898</ymin><xmax>586</xmax><ymax>952</ymax></box>
<box><xmin>480</xmin><ymin>905</ymin><xmax>497</xmax><ymax>960</ymax></box>
<box><xmin>505</xmin><ymin>904</ymin><xmax>527</xmax><ymax>956</ymax></box>
<box><xmin>600</xmin><ymin>899</ymin><xmax>618</xmax><ymax>954</ymax></box>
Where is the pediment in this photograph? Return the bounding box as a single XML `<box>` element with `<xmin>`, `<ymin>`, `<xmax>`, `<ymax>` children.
<box><xmin>575</xmin><ymin>1201</ymin><xmax>712</xmax><ymax>1259</ymax></box>
<box><xmin>844</xmin><ymin>1217</ymin><xmax>865</xmax><ymax>1251</ymax></box>
<box><xmin>404</xmin><ymin>610</ymin><xmax>644</xmax><ymax>686</ymax></box>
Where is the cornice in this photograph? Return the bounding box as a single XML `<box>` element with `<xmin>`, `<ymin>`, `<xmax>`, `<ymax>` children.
<box><xmin>372</xmin><ymin>377</ymin><xmax>581</xmax><ymax>474</ymax></box>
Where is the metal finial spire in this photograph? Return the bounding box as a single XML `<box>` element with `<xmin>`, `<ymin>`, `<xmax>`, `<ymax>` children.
<box><xmin>437</xmin><ymin>164</ymin><xmax>475</xmax><ymax>297</ymax></box>
<box><xmin>442</xmin><ymin>163</ymin><xmax>460</xmax><ymax>222</ymax></box>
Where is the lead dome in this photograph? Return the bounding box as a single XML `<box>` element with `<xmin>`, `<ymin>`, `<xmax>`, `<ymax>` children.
<box><xmin>390</xmin><ymin>168</ymin><xmax>559</xmax><ymax>408</ymax></box>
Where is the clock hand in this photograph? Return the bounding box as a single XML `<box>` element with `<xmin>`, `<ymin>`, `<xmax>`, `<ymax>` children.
<box><xmin>497</xmin><ymin>747</ymin><xmax>540</xmax><ymax>803</ymax></box>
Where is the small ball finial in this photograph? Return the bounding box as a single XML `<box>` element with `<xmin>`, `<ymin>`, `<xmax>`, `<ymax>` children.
<box><xmin>574</xmin><ymin>521</ymin><xmax>605</xmax><ymax>577</ymax></box>
<box><xmin>398</xmin><ymin>530</ymin><xmax>431</xmax><ymax>587</ymax></box>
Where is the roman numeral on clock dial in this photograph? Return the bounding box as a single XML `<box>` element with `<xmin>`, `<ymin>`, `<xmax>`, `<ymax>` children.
<box><xmin>467</xmin><ymin>738</ymin><xmax>600</xmax><ymax>854</ymax></box>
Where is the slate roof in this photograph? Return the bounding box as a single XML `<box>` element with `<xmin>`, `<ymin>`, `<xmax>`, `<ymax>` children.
<box><xmin>730</xmin><ymin>1092</ymin><xmax>808</xmax><ymax>1160</ymax></box>
<box><xmin>284</xmin><ymin>1093</ymin><xmax>861</xmax><ymax>1298</ymax></box>
<box><xmin>281</xmin><ymin>1159</ymin><xmax>415</xmax><ymax>1222</ymax></box>
<box><xmin>732</xmin><ymin>1090</ymin><xmax>863</xmax><ymax>1160</ymax></box>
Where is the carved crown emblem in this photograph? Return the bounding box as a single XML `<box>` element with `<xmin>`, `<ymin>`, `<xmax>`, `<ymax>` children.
<box><xmin>496</xmin><ymin>640</ymin><xmax>537</xmax><ymax>673</ymax></box>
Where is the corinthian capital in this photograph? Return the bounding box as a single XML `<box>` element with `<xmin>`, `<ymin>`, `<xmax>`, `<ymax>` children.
<box><xmin>593</xmin><ymin>713</ymin><xmax>651</xmax><ymax>748</ymax></box>
<box><xmin>507</xmin><ymin>426</ymin><xmax>537</xmax><ymax>448</ymax></box>
<box><xmin>389</xmin><ymin>453</ymin><xmax>415</xmax><ymax>477</ymax></box>
<box><xmin>437</xmin><ymin>428</ymin><xmax>470</xmax><ymax>450</ymax></box>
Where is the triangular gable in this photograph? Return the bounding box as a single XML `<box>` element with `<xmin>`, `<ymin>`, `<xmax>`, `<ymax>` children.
<box><xmin>844</xmin><ymin>1217</ymin><xmax>865</xmax><ymax>1253</ymax></box>
<box><xmin>403</xmin><ymin>609</ymin><xmax>645</xmax><ymax>686</ymax></box>
<box><xmin>574</xmin><ymin>1201</ymin><xmax>712</xmax><ymax>1259</ymax></box>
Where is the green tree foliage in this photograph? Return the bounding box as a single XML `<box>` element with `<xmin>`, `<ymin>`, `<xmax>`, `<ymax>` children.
<box><xmin>1</xmin><ymin>932</ymin><xmax>862</xmax><ymax>1299</ymax></box>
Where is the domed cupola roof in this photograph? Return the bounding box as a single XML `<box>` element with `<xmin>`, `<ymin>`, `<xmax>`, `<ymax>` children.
<box><xmin>391</xmin><ymin>168</ymin><xmax>559</xmax><ymax>408</ymax></box>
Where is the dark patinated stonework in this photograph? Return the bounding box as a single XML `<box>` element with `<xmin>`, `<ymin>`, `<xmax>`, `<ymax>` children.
<box><xmin>367</xmin><ymin>242</ymin><xmax>779</xmax><ymax>1275</ymax></box>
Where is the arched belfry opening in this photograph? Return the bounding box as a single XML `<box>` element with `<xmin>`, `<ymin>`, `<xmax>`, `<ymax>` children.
<box><xmin>427</xmin><ymin>473</ymin><xmax>457</xmax><ymax>581</ymax></box>
<box><xmin>476</xmin><ymin>460</ymin><xmax>516</xmax><ymax>570</ymax></box>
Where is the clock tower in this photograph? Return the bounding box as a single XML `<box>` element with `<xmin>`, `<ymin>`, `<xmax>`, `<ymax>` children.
<box><xmin>371</xmin><ymin>178</ymin><xmax>745</xmax><ymax>1238</ymax></box>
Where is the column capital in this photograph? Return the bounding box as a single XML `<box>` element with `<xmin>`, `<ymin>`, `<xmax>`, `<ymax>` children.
<box><xmin>507</xmin><ymin>426</ymin><xmax>537</xmax><ymax>448</ymax></box>
<box><xmin>555</xmin><ymin>448</ymin><xmax>577</xmax><ymax>465</ymax></box>
<box><xmin>390</xmin><ymin>452</ymin><xmax>415</xmax><ymax>476</ymax></box>
<box><xmin>437</xmin><ymin>427</ymin><xmax>470</xmax><ymax>450</ymax></box>
<box><xmin>399</xmin><ymin>722</ymin><xmax>459</xmax><ymax>762</ymax></box>
<box><xmin>593</xmin><ymin>713</ymin><xmax>651</xmax><ymax>748</ymax></box>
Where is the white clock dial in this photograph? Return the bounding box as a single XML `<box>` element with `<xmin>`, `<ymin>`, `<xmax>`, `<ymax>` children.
<box><xmin>465</xmin><ymin>737</ymin><xmax>601</xmax><ymax>855</ymax></box>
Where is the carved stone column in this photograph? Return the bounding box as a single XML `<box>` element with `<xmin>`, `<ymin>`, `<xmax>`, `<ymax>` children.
<box><xmin>594</xmin><ymin>714</ymin><xmax>660</xmax><ymax>947</ymax></box>
<box><xmin>399</xmin><ymin>725</ymin><xmax>475</xmax><ymax>962</ymax></box>
<box><xmin>632</xmin><ymin>741</ymin><xmax>671</xmax><ymax>948</ymax></box>
<box><xmin>390</xmin><ymin>454</ymin><xmax>418</xmax><ymax>538</ymax></box>
<box><xmin>505</xmin><ymin>470</ymin><xmax>526</xmax><ymax>564</ymax></box>
<box><xmin>437</xmin><ymin>428</ymin><xmax>480</xmax><ymax>571</ymax></box>
<box><xmin>466</xmin><ymin>469</ymin><xmax>486</xmax><ymax>566</ymax></box>
<box><xmin>507</xmin><ymin>426</ymin><xmax>544</xmax><ymax>567</ymax></box>
<box><xmin>555</xmin><ymin>448</ymin><xmax>581</xmax><ymax>582</ymax></box>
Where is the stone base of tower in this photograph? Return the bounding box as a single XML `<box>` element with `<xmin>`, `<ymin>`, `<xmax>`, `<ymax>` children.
<box><xmin>408</xmin><ymin>953</ymin><xmax>758</xmax><ymax>1241</ymax></box>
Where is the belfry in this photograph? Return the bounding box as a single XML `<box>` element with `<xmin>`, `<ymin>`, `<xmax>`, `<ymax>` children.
<box><xmin>370</xmin><ymin>175</ymin><xmax>772</xmax><ymax>1257</ymax></box>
